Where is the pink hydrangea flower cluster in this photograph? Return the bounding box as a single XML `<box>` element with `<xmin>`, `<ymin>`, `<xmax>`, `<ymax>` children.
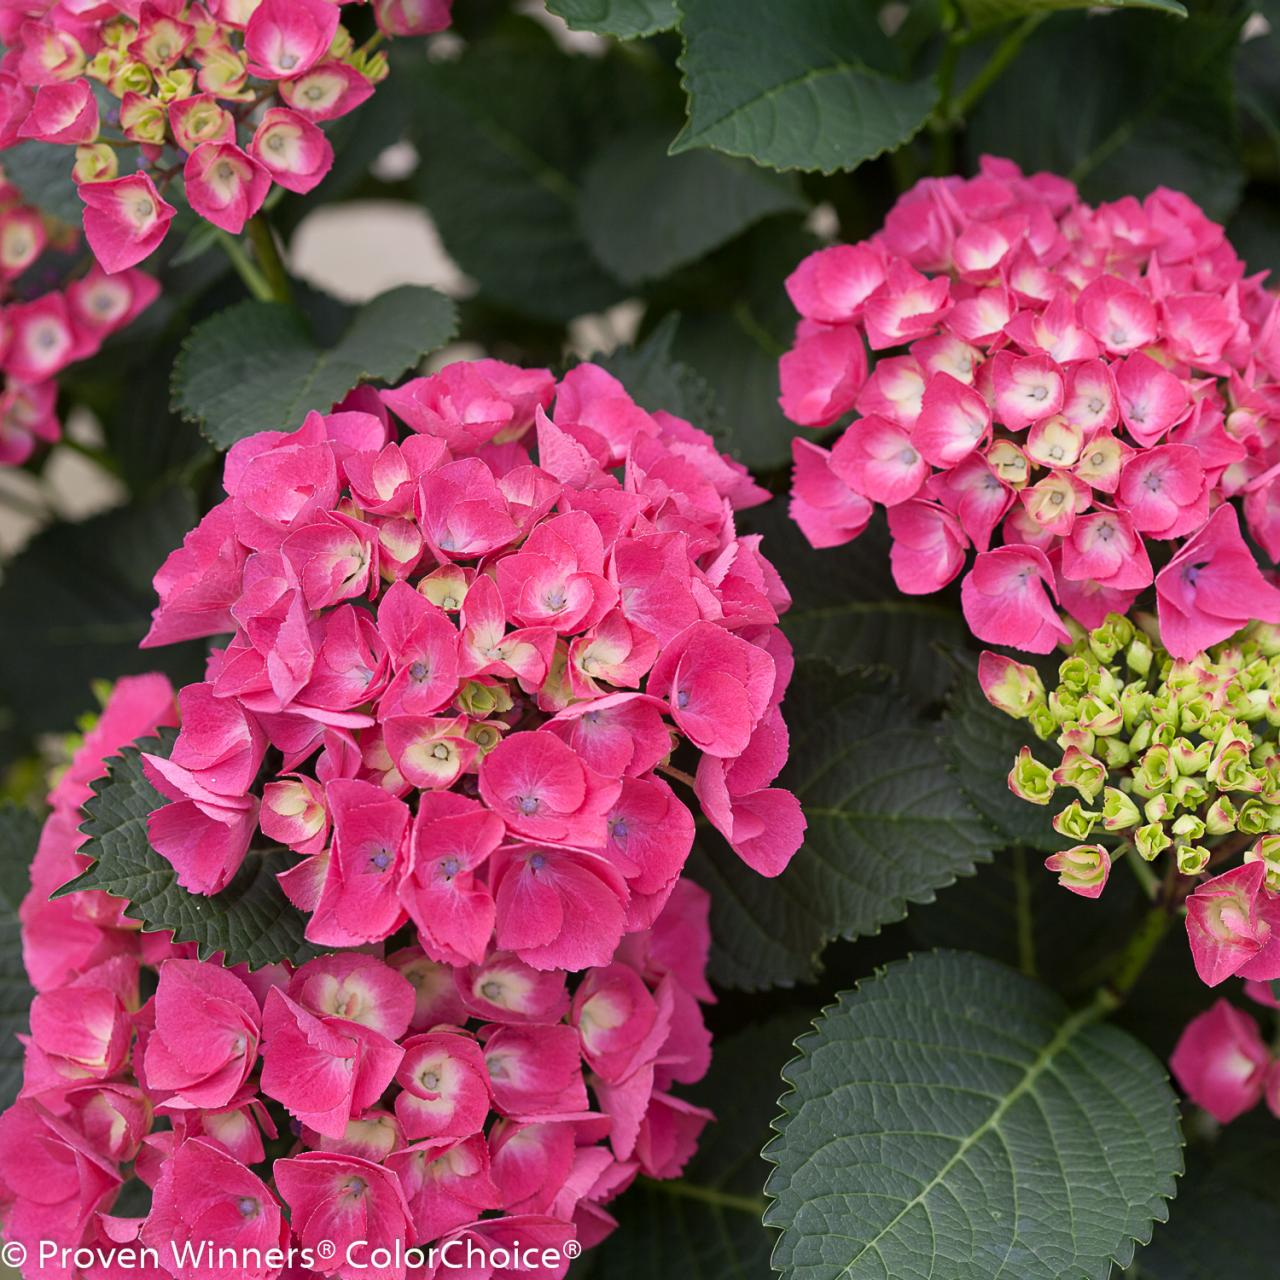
<box><xmin>0</xmin><ymin>0</ymin><xmax>453</xmax><ymax>270</ymax></box>
<box><xmin>0</xmin><ymin>169</ymin><xmax>158</xmax><ymax>463</ymax></box>
<box><xmin>782</xmin><ymin>155</ymin><xmax>1280</xmax><ymax>660</ymax></box>
<box><xmin>4</xmin><ymin>677</ymin><xmax>719</xmax><ymax>1278</ymax></box>
<box><xmin>138</xmin><ymin>358</ymin><xmax>804</xmax><ymax>965</ymax></box>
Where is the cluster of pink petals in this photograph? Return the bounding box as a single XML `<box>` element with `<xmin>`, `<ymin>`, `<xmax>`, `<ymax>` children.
<box><xmin>0</xmin><ymin>0</ymin><xmax>454</xmax><ymax>272</ymax></box>
<box><xmin>139</xmin><ymin>359</ymin><xmax>804</xmax><ymax>960</ymax></box>
<box><xmin>782</xmin><ymin>156</ymin><xmax>1280</xmax><ymax>659</ymax></box>
<box><xmin>4</xmin><ymin>677</ymin><xmax>719</xmax><ymax>1278</ymax></box>
<box><xmin>0</xmin><ymin>170</ymin><xmax>158</xmax><ymax>463</ymax></box>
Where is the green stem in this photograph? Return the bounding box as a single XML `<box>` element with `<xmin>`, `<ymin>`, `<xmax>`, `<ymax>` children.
<box><xmin>1099</xmin><ymin>903</ymin><xmax>1172</xmax><ymax>1009</ymax></box>
<box><xmin>215</xmin><ymin>229</ymin><xmax>275</xmax><ymax>302</ymax></box>
<box><xmin>1121</xmin><ymin>842</ymin><xmax>1160</xmax><ymax>901</ymax></box>
<box><xmin>642</xmin><ymin>1178</ymin><xmax>767</xmax><ymax>1217</ymax></box>
<box><xmin>246</xmin><ymin>213</ymin><xmax>293</xmax><ymax>304</ymax></box>
<box><xmin>929</xmin><ymin>0</ymin><xmax>960</xmax><ymax>175</ymax></box>
<box><xmin>950</xmin><ymin>12</ymin><xmax>1048</xmax><ymax>122</ymax></box>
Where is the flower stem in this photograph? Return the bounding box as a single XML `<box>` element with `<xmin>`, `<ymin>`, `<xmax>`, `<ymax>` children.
<box><xmin>642</xmin><ymin>1178</ymin><xmax>767</xmax><ymax>1217</ymax></box>
<box><xmin>246</xmin><ymin>213</ymin><xmax>293</xmax><ymax>305</ymax></box>
<box><xmin>656</xmin><ymin>763</ymin><xmax>697</xmax><ymax>790</ymax></box>
<box><xmin>215</xmin><ymin>229</ymin><xmax>275</xmax><ymax>302</ymax></box>
<box><xmin>1099</xmin><ymin>903</ymin><xmax>1172</xmax><ymax>1009</ymax></box>
<box><xmin>949</xmin><ymin>13</ymin><xmax>1048</xmax><ymax>121</ymax></box>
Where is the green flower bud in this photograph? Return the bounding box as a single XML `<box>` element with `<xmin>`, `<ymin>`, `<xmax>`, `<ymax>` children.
<box><xmin>1207</xmin><ymin>738</ymin><xmax>1265</xmax><ymax>794</ymax></box>
<box><xmin>1176</xmin><ymin>843</ymin><xmax>1210</xmax><ymax>875</ymax></box>
<box><xmin>1028</xmin><ymin>704</ymin><xmax>1057</xmax><ymax>741</ymax></box>
<box><xmin>1251</xmin><ymin>622</ymin><xmax>1280</xmax><ymax>656</ymax></box>
<box><xmin>465</xmin><ymin>721</ymin><xmax>504</xmax><ymax>756</ymax></box>
<box><xmin>1135</xmin><ymin>821</ymin><xmax>1171</xmax><ymax>861</ymax></box>
<box><xmin>1171</xmin><ymin>813</ymin><xmax>1206</xmax><ymax>842</ymax></box>
<box><xmin>1077</xmin><ymin>694</ymin><xmax>1124</xmax><ymax>736</ymax></box>
<box><xmin>1096</xmin><ymin>736</ymin><xmax>1131</xmax><ymax>769</ymax></box>
<box><xmin>1205</xmin><ymin>796</ymin><xmax>1238</xmax><ymax>835</ymax></box>
<box><xmin>1101</xmin><ymin>786</ymin><xmax>1141</xmax><ymax>831</ymax></box>
<box><xmin>1246</xmin><ymin>835</ymin><xmax>1280</xmax><ymax>891</ymax></box>
<box><xmin>1089</xmin><ymin>614</ymin><xmax>1135</xmax><ymax>663</ymax></box>
<box><xmin>1129</xmin><ymin>720</ymin><xmax>1154</xmax><ymax>754</ymax></box>
<box><xmin>1057</xmin><ymin>725</ymin><xmax>1096</xmax><ymax>755</ymax></box>
<box><xmin>456</xmin><ymin>680</ymin><xmax>513</xmax><ymax>718</ymax></box>
<box><xmin>1170</xmin><ymin>737</ymin><xmax>1212</xmax><ymax>775</ymax></box>
<box><xmin>1238</xmin><ymin>798</ymin><xmax>1271</xmax><ymax>836</ymax></box>
<box><xmin>1009</xmin><ymin>747</ymin><xmax>1056</xmax><ymax>805</ymax></box>
<box><xmin>1120</xmin><ymin>684</ymin><xmax>1154</xmax><ymax>732</ymax></box>
<box><xmin>1048</xmin><ymin>689</ymin><xmax>1080</xmax><ymax>726</ymax></box>
<box><xmin>1044</xmin><ymin>844</ymin><xmax>1110</xmax><ymax>896</ymax></box>
<box><xmin>1126</xmin><ymin>635</ymin><xmax>1153</xmax><ymax>677</ymax></box>
<box><xmin>1052</xmin><ymin>800</ymin><xmax>1100</xmax><ymax>841</ymax></box>
<box><xmin>1170</xmin><ymin>775</ymin><xmax>1208</xmax><ymax>810</ymax></box>
<box><xmin>1132</xmin><ymin>745</ymin><xmax>1175</xmax><ymax>797</ymax></box>
<box><xmin>1148</xmin><ymin>692</ymin><xmax>1179</xmax><ymax>727</ymax></box>
<box><xmin>1058</xmin><ymin>656</ymin><xmax>1094</xmax><ymax>694</ymax></box>
<box><xmin>977</xmin><ymin>652</ymin><xmax>1046</xmax><ymax>719</ymax></box>
<box><xmin>1143</xmin><ymin>793</ymin><xmax>1172</xmax><ymax>824</ymax></box>
<box><xmin>1051</xmin><ymin>746</ymin><xmax>1106</xmax><ymax>802</ymax></box>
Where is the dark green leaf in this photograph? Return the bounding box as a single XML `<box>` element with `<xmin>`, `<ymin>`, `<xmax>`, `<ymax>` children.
<box><xmin>765</xmin><ymin>951</ymin><xmax>1183</xmax><ymax>1280</ymax></box>
<box><xmin>0</xmin><ymin>489</ymin><xmax>206</xmax><ymax>735</ymax></box>
<box><xmin>669</xmin><ymin>220</ymin><xmax>813</xmax><ymax>472</ymax></box>
<box><xmin>171</xmin><ymin>285</ymin><xmax>457</xmax><ymax>448</ymax></box>
<box><xmin>0</xmin><ymin>805</ymin><xmax>39</xmax><ymax>1109</ymax></box>
<box><xmin>966</xmin><ymin>2</ymin><xmax>1247</xmax><ymax>221</ymax></box>
<box><xmin>64</xmin><ymin>730</ymin><xmax>323</xmax><ymax>970</ymax></box>
<box><xmin>939</xmin><ymin>655</ymin><xmax>1060</xmax><ymax>851</ymax></box>
<box><xmin>673</xmin><ymin>0</ymin><xmax>939</xmax><ymax>173</ymax></box>
<box><xmin>546</xmin><ymin>0</ymin><xmax>679</xmax><ymax>38</ymax></box>
<box><xmin>690</xmin><ymin>664</ymin><xmax>994</xmax><ymax>989</ymax></box>
<box><xmin>584</xmin><ymin>1016</ymin><xmax>806</xmax><ymax>1279</ymax></box>
<box><xmin>744</xmin><ymin>504</ymin><xmax>967</xmax><ymax>706</ymax></box>
<box><xmin>957</xmin><ymin>0</ymin><xmax>1184</xmax><ymax>33</ymax></box>
<box><xmin>595</xmin><ymin>313</ymin><xmax>720</xmax><ymax>428</ymax></box>
<box><xmin>411</xmin><ymin>33</ymin><xmax>632</xmax><ymax>322</ymax></box>
<box><xmin>579</xmin><ymin>127</ymin><xmax>806</xmax><ymax>284</ymax></box>
<box><xmin>2</xmin><ymin>142</ymin><xmax>81</xmax><ymax>225</ymax></box>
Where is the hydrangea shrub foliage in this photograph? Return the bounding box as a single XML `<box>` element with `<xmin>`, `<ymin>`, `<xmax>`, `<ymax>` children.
<box><xmin>2</xmin><ymin>0</ymin><xmax>1280</xmax><ymax>1277</ymax></box>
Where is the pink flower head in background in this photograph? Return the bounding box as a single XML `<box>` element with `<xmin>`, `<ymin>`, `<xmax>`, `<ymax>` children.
<box><xmin>778</xmin><ymin>157</ymin><xmax>1280</xmax><ymax>659</ymax></box>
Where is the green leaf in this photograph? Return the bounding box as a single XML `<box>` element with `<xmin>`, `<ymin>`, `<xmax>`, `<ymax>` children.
<box><xmin>0</xmin><ymin>805</ymin><xmax>39</xmax><ymax>1110</ymax></box>
<box><xmin>670</xmin><ymin>219</ymin><xmax>814</xmax><ymax>473</ymax></box>
<box><xmin>410</xmin><ymin>31</ymin><xmax>634</xmax><ymax>322</ymax></box>
<box><xmin>0</xmin><ymin>489</ymin><xmax>207</xmax><ymax>735</ymax></box>
<box><xmin>546</xmin><ymin>0</ymin><xmax>679</xmax><ymax>38</ymax></box>
<box><xmin>744</xmin><ymin>504</ymin><xmax>967</xmax><ymax>706</ymax></box>
<box><xmin>764</xmin><ymin>951</ymin><xmax>1183</xmax><ymax>1280</ymax></box>
<box><xmin>594</xmin><ymin>314</ymin><xmax>721</xmax><ymax>429</ymax></box>
<box><xmin>965</xmin><ymin>1</ymin><xmax>1247</xmax><ymax>221</ymax></box>
<box><xmin>957</xmin><ymin>0</ymin><xmax>1184</xmax><ymax>33</ymax></box>
<box><xmin>63</xmin><ymin>730</ymin><xmax>323</xmax><ymax>970</ymax></box>
<box><xmin>939</xmin><ymin>655</ymin><xmax>1060</xmax><ymax>852</ymax></box>
<box><xmin>583</xmin><ymin>1015</ymin><xmax>806</xmax><ymax>1279</ymax></box>
<box><xmin>689</xmin><ymin>663</ymin><xmax>995</xmax><ymax>990</ymax></box>
<box><xmin>2</xmin><ymin>142</ymin><xmax>81</xmax><ymax>225</ymax></box>
<box><xmin>672</xmin><ymin>0</ymin><xmax>940</xmax><ymax>173</ymax></box>
<box><xmin>579</xmin><ymin>127</ymin><xmax>806</xmax><ymax>285</ymax></box>
<box><xmin>171</xmin><ymin>285</ymin><xmax>458</xmax><ymax>448</ymax></box>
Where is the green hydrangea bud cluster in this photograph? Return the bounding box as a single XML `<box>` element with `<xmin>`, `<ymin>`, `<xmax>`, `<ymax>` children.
<box><xmin>981</xmin><ymin>615</ymin><xmax>1280</xmax><ymax>886</ymax></box>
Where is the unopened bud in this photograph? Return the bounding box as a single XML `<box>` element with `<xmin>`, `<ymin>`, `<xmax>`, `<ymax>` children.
<box><xmin>1135</xmin><ymin>821</ymin><xmax>1170</xmax><ymax>861</ymax></box>
<box><xmin>1052</xmin><ymin>746</ymin><xmax>1106</xmax><ymax>802</ymax></box>
<box><xmin>1053</xmin><ymin>800</ymin><xmax>1100</xmax><ymax>841</ymax></box>
<box><xmin>1009</xmin><ymin>747</ymin><xmax>1056</xmax><ymax>805</ymax></box>
<box><xmin>1044</xmin><ymin>844</ymin><xmax>1110</xmax><ymax>898</ymax></box>
<box><xmin>1101</xmin><ymin>786</ymin><xmax>1141</xmax><ymax>831</ymax></box>
<box><xmin>1205</xmin><ymin>797</ymin><xmax>1238</xmax><ymax>835</ymax></box>
<box><xmin>1176</xmin><ymin>843</ymin><xmax>1210</xmax><ymax>875</ymax></box>
<box><xmin>978</xmin><ymin>651</ymin><xmax>1046</xmax><ymax>719</ymax></box>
